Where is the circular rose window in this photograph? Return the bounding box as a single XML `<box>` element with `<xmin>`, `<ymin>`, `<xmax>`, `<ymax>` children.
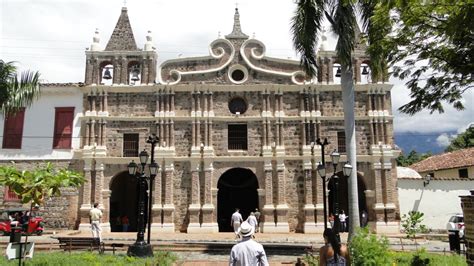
<box><xmin>228</xmin><ymin>97</ymin><xmax>247</xmax><ymax>114</ymax></box>
<box><xmin>228</xmin><ymin>64</ymin><xmax>248</xmax><ymax>84</ymax></box>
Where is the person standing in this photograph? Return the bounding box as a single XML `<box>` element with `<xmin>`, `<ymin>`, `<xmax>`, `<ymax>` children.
<box><xmin>121</xmin><ymin>215</ymin><xmax>129</xmax><ymax>232</ymax></box>
<box><xmin>229</xmin><ymin>221</ymin><xmax>269</xmax><ymax>266</ymax></box>
<box><xmin>360</xmin><ymin>210</ymin><xmax>368</xmax><ymax>228</ymax></box>
<box><xmin>338</xmin><ymin>210</ymin><xmax>347</xmax><ymax>233</ymax></box>
<box><xmin>254</xmin><ymin>208</ymin><xmax>261</xmax><ymax>232</ymax></box>
<box><xmin>319</xmin><ymin>228</ymin><xmax>350</xmax><ymax>265</ymax></box>
<box><xmin>246</xmin><ymin>212</ymin><xmax>258</xmax><ymax>235</ymax></box>
<box><xmin>231</xmin><ymin>208</ymin><xmax>243</xmax><ymax>238</ymax></box>
<box><xmin>89</xmin><ymin>203</ymin><xmax>103</xmax><ymax>241</ymax></box>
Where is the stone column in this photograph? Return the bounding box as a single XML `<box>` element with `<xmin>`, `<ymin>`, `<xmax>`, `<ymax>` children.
<box><xmin>85</xmin><ymin>58</ymin><xmax>93</xmax><ymax>85</ymax></box>
<box><xmin>372</xmin><ymin>165</ymin><xmax>385</xmax><ymax>228</ymax></box>
<box><xmin>101</xmin><ymin>189</ymin><xmax>112</xmax><ymax>232</ymax></box>
<box><xmin>121</xmin><ymin>58</ymin><xmax>128</xmax><ymax>85</ymax></box>
<box><xmin>262</xmin><ymin>161</ymin><xmax>275</xmax><ymax>232</ymax></box>
<box><xmin>151</xmin><ymin>165</ymin><xmax>163</xmax><ymax>229</ymax></box>
<box><xmin>327</xmin><ymin>58</ymin><xmax>334</xmax><ymax>84</ymax></box>
<box><xmin>275</xmin><ymin>160</ymin><xmax>290</xmax><ymax>232</ymax></box>
<box><xmin>79</xmin><ymin>160</ymin><xmax>93</xmax><ymax>231</ymax></box>
<box><xmin>113</xmin><ymin>57</ymin><xmax>121</xmax><ymax>85</ymax></box>
<box><xmin>85</xmin><ymin>120</ymin><xmax>91</xmax><ymax>146</ymax></box>
<box><xmin>204</xmin><ymin>120</ymin><xmax>209</xmax><ymax>147</ymax></box>
<box><xmin>208</xmin><ymin>120</ymin><xmax>213</xmax><ymax>148</ymax></box>
<box><xmin>369</xmin><ymin>120</ymin><xmax>375</xmax><ymax>146</ymax></box>
<box><xmin>98</xmin><ymin>91</ymin><xmax>103</xmax><ymax>113</ymax></box>
<box><xmin>170</xmin><ymin>120</ymin><xmax>175</xmax><ymax>147</ymax></box>
<box><xmin>187</xmin><ymin>161</ymin><xmax>201</xmax><ymax>232</ymax></box>
<box><xmin>304</xmin><ymin>169</ymin><xmax>317</xmax><ymax>232</ymax></box>
<box><xmin>201</xmin><ymin>160</ymin><xmax>217</xmax><ymax>232</ymax></box>
<box><xmin>95</xmin><ymin>162</ymin><xmax>104</xmax><ymax>206</ymax></box>
<box><xmin>103</xmin><ymin>91</ymin><xmax>108</xmax><ymax>115</ymax></box>
<box><xmin>142</xmin><ymin>58</ymin><xmax>149</xmax><ymax>85</ymax></box>
<box><xmin>98</xmin><ymin>119</ymin><xmax>104</xmax><ymax>146</ymax></box>
<box><xmin>90</xmin><ymin>120</ymin><xmax>96</xmax><ymax>145</ymax></box>
<box><xmin>262</xmin><ymin>120</ymin><xmax>268</xmax><ymax>147</ymax></box>
<box><xmin>162</xmin><ymin>162</ymin><xmax>175</xmax><ymax>232</ymax></box>
<box><xmin>208</xmin><ymin>91</ymin><xmax>214</xmax><ymax>117</ymax></box>
<box><xmin>192</xmin><ymin>120</ymin><xmax>196</xmax><ymax>147</ymax></box>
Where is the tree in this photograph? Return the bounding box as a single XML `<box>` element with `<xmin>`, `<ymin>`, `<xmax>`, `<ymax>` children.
<box><xmin>0</xmin><ymin>162</ymin><xmax>84</xmax><ymax>205</ymax></box>
<box><xmin>396</xmin><ymin>150</ymin><xmax>432</xmax><ymax>167</ymax></box>
<box><xmin>0</xmin><ymin>162</ymin><xmax>84</xmax><ymax>260</ymax></box>
<box><xmin>292</xmin><ymin>0</ymin><xmax>379</xmax><ymax>238</ymax></box>
<box><xmin>368</xmin><ymin>1</ymin><xmax>474</xmax><ymax>115</ymax></box>
<box><xmin>445</xmin><ymin>125</ymin><xmax>474</xmax><ymax>152</ymax></box>
<box><xmin>0</xmin><ymin>60</ymin><xmax>41</xmax><ymax>115</ymax></box>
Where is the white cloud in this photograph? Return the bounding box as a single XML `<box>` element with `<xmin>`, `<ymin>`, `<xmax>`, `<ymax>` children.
<box><xmin>436</xmin><ymin>133</ymin><xmax>451</xmax><ymax>148</ymax></box>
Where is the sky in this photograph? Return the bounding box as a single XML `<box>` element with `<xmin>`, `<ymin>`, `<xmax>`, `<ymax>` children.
<box><xmin>1</xmin><ymin>0</ymin><xmax>472</xmax><ymax>152</ymax></box>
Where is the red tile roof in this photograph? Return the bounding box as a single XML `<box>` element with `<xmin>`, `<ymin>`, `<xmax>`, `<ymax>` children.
<box><xmin>410</xmin><ymin>147</ymin><xmax>474</xmax><ymax>172</ymax></box>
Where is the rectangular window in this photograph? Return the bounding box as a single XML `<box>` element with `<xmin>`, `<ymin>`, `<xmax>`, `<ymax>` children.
<box><xmin>228</xmin><ymin>124</ymin><xmax>248</xmax><ymax>150</ymax></box>
<box><xmin>123</xmin><ymin>133</ymin><xmax>139</xmax><ymax>157</ymax></box>
<box><xmin>53</xmin><ymin>107</ymin><xmax>75</xmax><ymax>149</ymax></box>
<box><xmin>459</xmin><ymin>168</ymin><xmax>468</xmax><ymax>179</ymax></box>
<box><xmin>3</xmin><ymin>186</ymin><xmax>20</xmax><ymax>202</ymax></box>
<box><xmin>337</xmin><ymin>131</ymin><xmax>346</xmax><ymax>153</ymax></box>
<box><xmin>2</xmin><ymin>108</ymin><xmax>25</xmax><ymax>149</ymax></box>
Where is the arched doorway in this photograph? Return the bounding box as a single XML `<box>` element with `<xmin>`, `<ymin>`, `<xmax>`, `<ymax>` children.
<box><xmin>217</xmin><ymin>168</ymin><xmax>259</xmax><ymax>232</ymax></box>
<box><xmin>328</xmin><ymin>172</ymin><xmax>367</xmax><ymax>228</ymax></box>
<box><xmin>109</xmin><ymin>171</ymin><xmax>145</xmax><ymax>232</ymax></box>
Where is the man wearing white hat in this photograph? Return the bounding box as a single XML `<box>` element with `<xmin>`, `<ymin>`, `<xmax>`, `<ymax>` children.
<box><xmin>229</xmin><ymin>221</ymin><xmax>269</xmax><ymax>265</ymax></box>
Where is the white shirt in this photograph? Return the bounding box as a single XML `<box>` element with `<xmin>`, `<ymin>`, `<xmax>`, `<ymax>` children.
<box><xmin>339</xmin><ymin>213</ymin><xmax>347</xmax><ymax>222</ymax></box>
<box><xmin>231</xmin><ymin>212</ymin><xmax>243</xmax><ymax>224</ymax></box>
<box><xmin>247</xmin><ymin>215</ymin><xmax>258</xmax><ymax>229</ymax></box>
<box><xmin>90</xmin><ymin>207</ymin><xmax>103</xmax><ymax>222</ymax></box>
<box><xmin>229</xmin><ymin>238</ymin><xmax>269</xmax><ymax>266</ymax></box>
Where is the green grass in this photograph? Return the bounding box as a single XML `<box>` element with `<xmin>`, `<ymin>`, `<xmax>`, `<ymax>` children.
<box><xmin>0</xmin><ymin>250</ymin><xmax>177</xmax><ymax>266</ymax></box>
<box><xmin>303</xmin><ymin>251</ymin><xmax>467</xmax><ymax>266</ymax></box>
<box><xmin>390</xmin><ymin>250</ymin><xmax>467</xmax><ymax>266</ymax></box>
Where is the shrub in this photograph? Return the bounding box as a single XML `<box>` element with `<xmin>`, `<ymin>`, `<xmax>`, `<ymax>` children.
<box><xmin>401</xmin><ymin>211</ymin><xmax>429</xmax><ymax>240</ymax></box>
<box><xmin>349</xmin><ymin>227</ymin><xmax>391</xmax><ymax>265</ymax></box>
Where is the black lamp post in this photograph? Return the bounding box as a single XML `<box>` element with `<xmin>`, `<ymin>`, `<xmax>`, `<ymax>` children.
<box><xmin>315</xmin><ymin>138</ymin><xmax>329</xmax><ymax>230</ymax></box>
<box><xmin>330</xmin><ymin>150</ymin><xmax>341</xmax><ymax>237</ymax></box>
<box><xmin>126</xmin><ymin>134</ymin><xmax>159</xmax><ymax>258</ymax></box>
<box><xmin>146</xmin><ymin>134</ymin><xmax>159</xmax><ymax>244</ymax></box>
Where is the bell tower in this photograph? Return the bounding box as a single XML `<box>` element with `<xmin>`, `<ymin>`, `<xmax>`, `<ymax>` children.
<box><xmin>84</xmin><ymin>7</ymin><xmax>157</xmax><ymax>86</ymax></box>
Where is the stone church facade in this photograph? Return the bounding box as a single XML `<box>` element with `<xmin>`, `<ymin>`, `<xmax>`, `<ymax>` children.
<box><xmin>77</xmin><ymin>6</ymin><xmax>399</xmax><ymax>234</ymax></box>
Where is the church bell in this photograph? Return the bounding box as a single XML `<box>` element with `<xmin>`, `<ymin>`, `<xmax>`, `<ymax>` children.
<box><xmin>361</xmin><ymin>66</ymin><xmax>369</xmax><ymax>75</ymax></box>
<box><xmin>131</xmin><ymin>68</ymin><xmax>140</xmax><ymax>81</ymax></box>
<box><xmin>103</xmin><ymin>67</ymin><xmax>112</xmax><ymax>80</ymax></box>
<box><xmin>335</xmin><ymin>66</ymin><xmax>341</xmax><ymax>78</ymax></box>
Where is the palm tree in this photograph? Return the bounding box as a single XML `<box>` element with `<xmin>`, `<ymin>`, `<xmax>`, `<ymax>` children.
<box><xmin>292</xmin><ymin>0</ymin><xmax>381</xmax><ymax>238</ymax></box>
<box><xmin>0</xmin><ymin>60</ymin><xmax>41</xmax><ymax>115</ymax></box>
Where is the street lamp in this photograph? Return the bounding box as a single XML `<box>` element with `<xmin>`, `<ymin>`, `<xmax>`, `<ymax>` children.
<box><xmin>146</xmin><ymin>134</ymin><xmax>159</xmax><ymax>245</ymax></box>
<box><xmin>126</xmin><ymin>134</ymin><xmax>159</xmax><ymax>258</ymax></box>
<box><xmin>329</xmin><ymin>150</ymin><xmax>341</xmax><ymax>239</ymax></box>
<box><xmin>315</xmin><ymin>138</ymin><xmax>329</xmax><ymax>230</ymax></box>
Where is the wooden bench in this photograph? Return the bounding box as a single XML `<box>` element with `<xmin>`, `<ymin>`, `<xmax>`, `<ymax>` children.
<box><xmin>57</xmin><ymin>237</ymin><xmax>104</xmax><ymax>254</ymax></box>
<box><xmin>104</xmin><ymin>243</ymin><xmax>125</xmax><ymax>255</ymax></box>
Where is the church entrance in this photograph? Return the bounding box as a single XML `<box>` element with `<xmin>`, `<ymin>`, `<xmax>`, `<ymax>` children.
<box><xmin>109</xmin><ymin>171</ymin><xmax>141</xmax><ymax>232</ymax></box>
<box><xmin>217</xmin><ymin>168</ymin><xmax>259</xmax><ymax>232</ymax></box>
<box><xmin>328</xmin><ymin>172</ymin><xmax>367</xmax><ymax>229</ymax></box>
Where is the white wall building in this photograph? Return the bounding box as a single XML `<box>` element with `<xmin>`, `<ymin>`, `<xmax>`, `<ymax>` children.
<box><xmin>0</xmin><ymin>84</ymin><xmax>83</xmax><ymax>161</ymax></box>
<box><xmin>397</xmin><ymin>166</ymin><xmax>474</xmax><ymax>231</ymax></box>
